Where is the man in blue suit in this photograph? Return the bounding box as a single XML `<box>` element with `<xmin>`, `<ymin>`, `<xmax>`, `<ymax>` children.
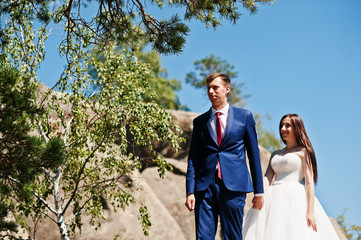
<box><xmin>185</xmin><ymin>73</ymin><xmax>264</xmax><ymax>240</ymax></box>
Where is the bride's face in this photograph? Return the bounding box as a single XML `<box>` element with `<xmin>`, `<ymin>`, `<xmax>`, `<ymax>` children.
<box><xmin>280</xmin><ymin>117</ymin><xmax>295</xmax><ymax>142</ymax></box>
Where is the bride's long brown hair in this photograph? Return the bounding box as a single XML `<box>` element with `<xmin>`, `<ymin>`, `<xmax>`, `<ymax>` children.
<box><xmin>279</xmin><ymin>114</ymin><xmax>318</xmax><ymax>183</ymax></box>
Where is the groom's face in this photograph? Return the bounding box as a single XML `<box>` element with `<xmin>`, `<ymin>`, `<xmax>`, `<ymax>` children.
<box><xmin>207</xmin><ymin>77</ymin><xmax>230</xmax><ymax>107</ymax></box>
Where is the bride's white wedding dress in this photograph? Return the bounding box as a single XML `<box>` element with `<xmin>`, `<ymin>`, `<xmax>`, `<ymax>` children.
<box><xmin>243</xmin><ymin>152</ymin><xmax>340</xmax><ymax>239</ymax></box>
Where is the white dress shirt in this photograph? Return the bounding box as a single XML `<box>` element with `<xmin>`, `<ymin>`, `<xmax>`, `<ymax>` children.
<box><xmin>209</xmin><ymin>104</ymin><xmax>229</xmax><ymax>145</ymax></box>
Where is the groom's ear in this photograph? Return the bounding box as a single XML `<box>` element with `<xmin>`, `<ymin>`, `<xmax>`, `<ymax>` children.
<box><xmin>226</xmin><ymin>85</ymin><xmax>231</xmax><ymax>95</ymax></box>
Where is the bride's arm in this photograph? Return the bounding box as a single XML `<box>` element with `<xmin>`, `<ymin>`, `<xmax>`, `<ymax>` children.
<box><xmin>303</xmin><ymin>150</ymin><xmax>317</xmax><ymax>232</ymax></box>
<box><xmin>263</xmin><ymin>152</ymin><xmax>276</xmax><ymax>192</ymax></box>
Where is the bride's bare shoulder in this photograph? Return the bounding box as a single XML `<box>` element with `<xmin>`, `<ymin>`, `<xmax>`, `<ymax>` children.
<box><xmin>295</xmin><ymin>147</ymin><xmax>307</xmax><ymax>160</ymax></box>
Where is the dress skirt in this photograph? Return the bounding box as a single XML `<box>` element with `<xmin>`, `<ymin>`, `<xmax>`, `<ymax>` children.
<box><xmin>242</xmin><ymin>181</ymin><xmax>340</xmax><ymax>240</ymax></box>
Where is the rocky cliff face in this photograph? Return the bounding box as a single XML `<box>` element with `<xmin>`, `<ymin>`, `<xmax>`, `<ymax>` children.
<box><xmin>8</xmin><ymin>90</ymin><xmax>346</xmax><ymax>239</ymax></box>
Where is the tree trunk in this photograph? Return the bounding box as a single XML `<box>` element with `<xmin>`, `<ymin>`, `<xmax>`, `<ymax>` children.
<box><xmin>54</xmin><ymin>168</ymin><xmax>70</xmax><ymax>240</ymax></box>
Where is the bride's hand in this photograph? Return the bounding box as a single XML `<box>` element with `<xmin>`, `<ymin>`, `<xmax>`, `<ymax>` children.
<box><xmin>306</xmin><ymin>212</ymin><xmax>317</xmax><ymax>232</ymax></box>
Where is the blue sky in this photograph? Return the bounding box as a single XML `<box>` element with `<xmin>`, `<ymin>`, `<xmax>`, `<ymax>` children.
<box><xmin>39</xmin><ymin>0</ymin><xmax>361</xmax><ymax>227</ymax></box>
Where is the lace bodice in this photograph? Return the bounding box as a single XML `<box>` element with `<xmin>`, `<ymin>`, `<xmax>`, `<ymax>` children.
<box><xmin>271</xmin><ymin>152</ymin><xmax>304</xmax><ymax>184</ymax></box>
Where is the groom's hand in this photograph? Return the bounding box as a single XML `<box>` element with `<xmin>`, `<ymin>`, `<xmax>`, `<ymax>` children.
<box><xmin>252</xmin><ymin>195</ymin><xmax>264</xmax><ymax>210</ymax></box>
<box><xmin>185</xmin><ymin>193</ymin><xmax>195</xmax><ymax>211</ymax></box>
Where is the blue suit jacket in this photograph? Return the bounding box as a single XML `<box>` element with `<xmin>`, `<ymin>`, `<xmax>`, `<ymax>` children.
<box><xmin>186</xmin><ymin>106</ymin><xmax>264</xmax><ymax>195</ymax></box>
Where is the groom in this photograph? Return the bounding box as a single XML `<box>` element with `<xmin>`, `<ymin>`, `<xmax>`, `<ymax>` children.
<box><xmin>185</xmin><ymin>73</ymin><xmax>264</xmax><ymax>240</ymax></box>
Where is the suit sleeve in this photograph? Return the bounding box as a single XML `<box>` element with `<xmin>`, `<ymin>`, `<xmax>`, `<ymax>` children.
<box><xmin>244</xmin><ymin>111</ymin><xmax>264</xmax><ymax>194</ymax></box>
<box><xmin>186</xmin><ymin>118</ymin><xmax>201</xmax><ymax>195</ymax></box>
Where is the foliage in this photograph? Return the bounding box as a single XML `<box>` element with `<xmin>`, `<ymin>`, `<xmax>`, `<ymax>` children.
<box><xmin>0</xmin><ymin>60</ymin><xmax>65</xmax><ymax>238</ymax></box>
<box><xmin>90</xmin><ymin>45</ymin><xmax>187</xmax><ymax>110</ymax></box>
<box><xmin>0</xmin><ymin>3</ymin><xmax>181</xmax><ymax>240</ymax></box>
<box><xmin>337</xmin><ymin>209</ymin><xmax>361</xmax><ymax>240</ymax></box>
<box><xmin>134</xmin><ymin>46</ymin><xmax>187</xmax><ymax>110</ymax></box>
<box><xmin>138</xmin><ymin>205</ymin><xmax>152</xmax><ymax>237</ymax></box>
<box><xmin>1</xmin><ymin>0</ymin><xmax>272</xmax><ymax>55</ymax></box>
<box><xmin>0</xmin><ymin>62</ymin><xmax>29</xmax><ymax>236</ymax></box>
<box><xmin>2</xmin><ymin>42</ymin><xmax>182</xmax><ymax>239</ymax></box>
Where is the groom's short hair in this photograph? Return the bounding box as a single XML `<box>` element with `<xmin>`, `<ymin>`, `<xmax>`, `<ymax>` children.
<box><xmin>206</xmin><ymin>73</ymin><xmax>231</xmax><ymax>87</ymax></box>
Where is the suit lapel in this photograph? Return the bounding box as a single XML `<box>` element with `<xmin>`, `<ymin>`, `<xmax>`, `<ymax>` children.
<box><xmin>205</xmin><ymin>109</ymin><xmax>218</xmax><ymax>146</ymax></box>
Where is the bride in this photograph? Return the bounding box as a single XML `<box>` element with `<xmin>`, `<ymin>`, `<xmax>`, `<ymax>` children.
<box><xmin>243</xmin><ymin>113</ymin><xmax>340</xmax><ymax>239</ymax></box>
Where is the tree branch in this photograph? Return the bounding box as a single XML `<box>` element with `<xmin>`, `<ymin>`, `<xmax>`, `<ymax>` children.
<box><xmin>62</xmin><ymin>132</ymin><xmax>108</xmax><ymax>214</ymax></box>
<box><xmin>37</xmin><ymin>120</ymin><xmax>49</xmax><ymax>143</ymax></box>
<box><xmin>41</xmin><ymin>167</ymin><xmax>54</xmax><ymax>183</ymax></box>
<box><xmin>63</xmin><ymin>116</ymin><xmax>73</xmax><ymax>147</ymax></box>
<box><xmin>66</xmin><ymin>174</ymin><xmax>125</xmax><ymax>225</ymax></box>
<box><xmin>34</xmin><ymin>192</ymin><xmax>57</xmax><ymax>217</ymax></box>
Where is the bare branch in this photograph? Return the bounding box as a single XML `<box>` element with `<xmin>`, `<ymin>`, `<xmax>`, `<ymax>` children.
<box><xmin>34</xmin><ymin>192</ymin><xmax>57</xmax><ymax>217</ymax></box>
<box><xmin>37</xmin><ymin>120</ymin><xmax>49</xmax><ymax>143</ymax></box>
<box><xmin>41</xmin><ymin>167</ymin><xmax>54</xmax><ymax>183</ymax></box>
<box><xmin>63</xmin><ymin>116</ymin><xmax>74</xmax><ymax>146</ymax></box>
<box><xmin>7</xmin><ymin>176</ymin><xmax>21</xmax><ymax>184</ymax></box>
<box><xmin>88</xmin><ymin>85</ymin><xmax>101</xmax><ymax>98</ymax></box>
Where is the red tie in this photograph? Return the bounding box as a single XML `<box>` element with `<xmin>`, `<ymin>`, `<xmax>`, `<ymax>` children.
<box><xmin>216</xmin><ymin>112</ymin><xmax>222</xmax><ymax>179</ymax></box>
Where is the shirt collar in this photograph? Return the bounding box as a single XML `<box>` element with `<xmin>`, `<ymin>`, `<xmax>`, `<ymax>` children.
<box><xmin>211</xmin><ymin>103</ymin><xmax>229</xmax><ymax>116</ymax></box>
